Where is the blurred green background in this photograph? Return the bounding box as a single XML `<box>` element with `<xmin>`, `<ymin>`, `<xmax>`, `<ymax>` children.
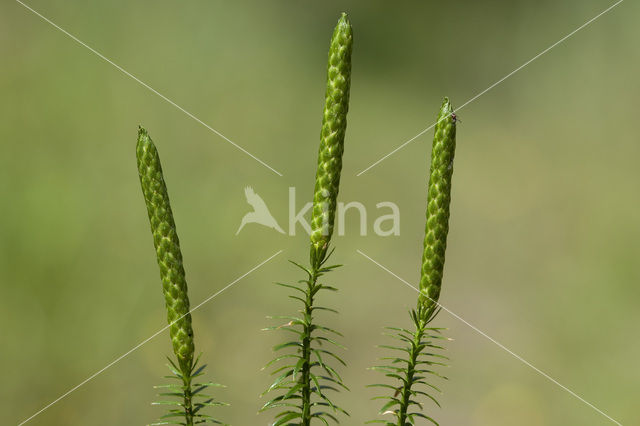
<box><xmin>1</xmin><ymin>1</ymin><xmax>638</xmax><ymax>425</ymax></box>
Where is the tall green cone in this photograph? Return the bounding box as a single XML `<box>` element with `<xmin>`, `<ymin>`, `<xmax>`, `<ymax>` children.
<box><xmin>136</xmin><ymin>127</ymin><xmax>194</xmax><ymax>375</ymax></box>
<box><xmin>370</xmin><ymin>99</ymin><xmax>456</xmax><ymax>426</ymax></box>
<box><xmin>310</xmin><ymin>12</ymin><xmax>353</xmax><ymax>266</ymax></box>
<box><xmin>262</xmin><ymin>14</ymin><xmax>352</xmax><ymax>426</ymax></box>
<box><xmin>419</xmin><ymin>98</ymin><xmax>457</xmax><ymax>318</ymax></box>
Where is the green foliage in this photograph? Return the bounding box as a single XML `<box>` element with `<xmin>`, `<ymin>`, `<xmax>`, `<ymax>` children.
<box><xmin>151</xmin><ymin>355</ymin><xmax>228</xmax><ymax>426</ymax></box>
<box><xmin>136</xmin><ymin>127</ymin><xmax>226</xmax><ymax>425</ymax></box>
<box><xmin>261</xmin><ymin>257</ymin><xmax>348</xmax><ymax>425</ymax></box>
<box><xmin>369</xmin><ymin>98</ymin><xmax>457</xmax><ymax>425</ymax></box>
<box><xmin>262</xmin><ymin>13</ymin><xmax>353</xmax><ymax>425</ymax></box>
<box><xmin>368</xmin><ymin>307</ymin><xmax>448</xmax><ymax>426</ymax></box>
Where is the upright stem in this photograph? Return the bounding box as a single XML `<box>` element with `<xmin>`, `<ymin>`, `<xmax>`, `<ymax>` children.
<box><xmin>182</xmin><ymin>375</ymin><xmax>194</xmax><ymax>426</ymax></box>
<box><xmin>303</xmin><ymin>12</ymin><xmax>351</xmax><ymax>419</ymax></box>
<box><xmin>397</xmin><ymin>314</ymin><xmax>426</xmax><ymax>426</ymax></box>
<box><xmin>137</xmin><ymin>127</ymin><xmax>201</xmax><ymax>424</ymax></box>
<box><xmin>300</xmin><ymin>266</ymin><xmax>320</xmax><ymax>425</ymax></box>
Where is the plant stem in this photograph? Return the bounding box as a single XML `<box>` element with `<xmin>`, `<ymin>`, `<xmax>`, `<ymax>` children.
<box><xmin>138</xmin><ymin>127</ymin><xmax>212</xmax><ymax>425</ymax></box>
<box><xmin>183</xmin><ymin>374</ymin><xmax>194</xmax><ymax>426</ymax></box>
<box><xmin>396</xmin><ymin>312</ymin><xmax>426</xmax><ymax>426</ymax></box>
<box><xmin>300</xmin><ymin>265</ymin><xmax>320</xmax><ymax>425</ymax></box>
<box><xmin>263</xmin><ymin>14</ymin><xmax>351</xmax><ymax>425</ymax></box>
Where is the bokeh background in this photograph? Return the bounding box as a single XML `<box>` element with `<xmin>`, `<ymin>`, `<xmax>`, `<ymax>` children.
<box><xmin>1</xmin><ymin>1</ymin><xmax>638</xmax><ymax>425</ymax></box>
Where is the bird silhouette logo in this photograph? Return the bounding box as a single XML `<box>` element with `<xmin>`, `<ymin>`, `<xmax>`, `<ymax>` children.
<box><xmin>236</xmin><ymin>186</ymin><xmax>285</xmax><ymax>235</ymax></box>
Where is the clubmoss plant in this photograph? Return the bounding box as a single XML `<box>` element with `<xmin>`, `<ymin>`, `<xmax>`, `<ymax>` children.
<box><xmin>136</xmin><ymin>127</ymin><xmax>227</xmax><ymax>425</ymax></box>
<box><xmin>369</xmin><ymin>98</ymin><xmax>457</xmax><ymax>426</ymax></box>
<box><xmin>261</xmin><ymin>13</ymin><xmax>352</xmax><ymax>426</ymax></box>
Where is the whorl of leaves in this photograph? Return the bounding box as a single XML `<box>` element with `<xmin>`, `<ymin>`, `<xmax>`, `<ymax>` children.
<box><xmin>367</xmin><ymin>307</ymin><xmax>448</xmax><ymax>426</ymax></box>
<box><xmin>260</xmin><ymin>255</ymin><xmax>349</xmax><ymax>425</ymax></box>
<box><xmin>151</xmin><ymin>355</ymin><xmax>228</xmax><ymax>426</ymax></box>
